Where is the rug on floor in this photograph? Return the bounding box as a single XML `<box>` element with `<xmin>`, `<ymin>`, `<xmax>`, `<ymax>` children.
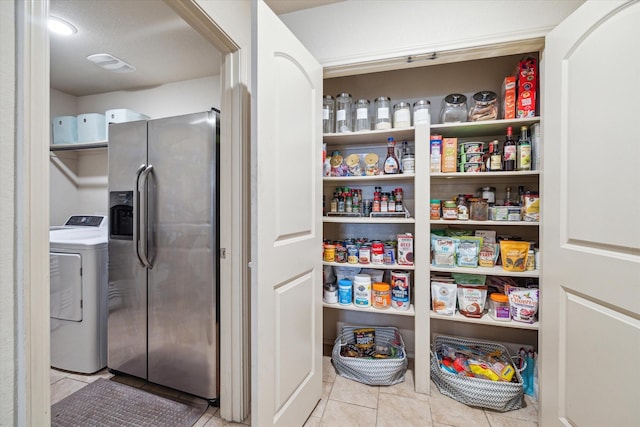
<box><xmin>51</xmin><ymin>378</ymin><xmax>208</xmax><ymax>427</ymax></box>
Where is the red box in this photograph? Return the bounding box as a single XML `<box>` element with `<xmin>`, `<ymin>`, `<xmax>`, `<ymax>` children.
<box><xmin>501</xmin><ymin>76</ymin><xmax>516</xmax><ymax>119</ymax></box>
<box><xmin>515</xmin><ymin>56</ymin><xmax>537</xmax><ymax>118</ymax></box>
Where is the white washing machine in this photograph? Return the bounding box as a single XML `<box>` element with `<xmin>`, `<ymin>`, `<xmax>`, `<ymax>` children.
<box><xmin>50</xmin><ymin>215</ymin><xmax>108</xmax><ymax>373</ymax></box>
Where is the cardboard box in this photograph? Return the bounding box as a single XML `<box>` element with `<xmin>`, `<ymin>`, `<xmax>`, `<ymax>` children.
<box><xmin>441</xmin><ymin>137</ymin><xmax>458</xmax><ymax>173</ymax></box>
<box><xmin>501</xmin><ymin>76</ymin><xmax>516</xmax><ymax>119</ymax></box>
<box><xmin>430</xmin><ymin>134</ymin><xmax>442</xmax><ymax>173</ymax></box>
<box><xmin>397</xmin><ymin>233</ymin><xmax>414</xmax><ymax>266</ymax></box>
<box><xmin>515</xmin><ymin>56</ymin><xmax>537</xmax><ymax>118</ymax></box>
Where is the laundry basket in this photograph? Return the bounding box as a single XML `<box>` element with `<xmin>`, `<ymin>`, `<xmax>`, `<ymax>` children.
<box><xmin>332</xmin><ymin>326</ymin><xmax>408</xmax><ymax>386</ymax></box>
<box><xmin>431</xmin><ymin>335</ymin><xmax>524</xmax><ymax>411</ymax></box>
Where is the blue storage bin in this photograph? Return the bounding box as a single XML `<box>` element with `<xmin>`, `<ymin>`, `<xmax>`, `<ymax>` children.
<box><xmin>77</xmin><ymin>113</ymin><xmax>106</xmax><ymax>143</ymax></box>
<box><xmin>105</xmin><ymin>109</ymin><xmax>149</xmax><ymax>138</ymax></box>
<box><xmin>52</xmin><ymin>116</ymin><xmax>77</xmax><ymax>144</ymax></box>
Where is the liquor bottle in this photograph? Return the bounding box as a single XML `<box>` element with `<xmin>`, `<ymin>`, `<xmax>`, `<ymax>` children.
<box><xmin>489</xmin><ymin>139</ymin><xmax>502</xmax><ymax>171</ymax></box>
<box><xmin>502</xmin><ymin>126</ymin><xmax>516</xmax><ymax>171</ymax></box>
<box><xmin>504</xmin><ymin>186</ymin><xmax>513</xmax><ymax>206</ymax></box>
<box><xmin>517</xmin><ymin>125</ymin><xmax>532</xmax><ymax>171</ymax></box>
<box><xmin>384</xmin><ymin>137</ymin><xmax>400</xmax><ymax>174</ymax></box>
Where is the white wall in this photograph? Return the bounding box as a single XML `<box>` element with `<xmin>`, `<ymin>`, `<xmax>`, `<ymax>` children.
<box><xmin>49</xmin><ymin>75</ymin><xmax>221</xmax><ymax>226</ymax></box>
<box><xmin>280</xmin><ymin>0</ymin><xmax>585</xmax><ymax>67</ymax></box>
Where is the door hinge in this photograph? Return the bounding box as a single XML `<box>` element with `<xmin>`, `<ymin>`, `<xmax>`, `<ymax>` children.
<box><xmin>220</xmin><ymin>248</ymin><xmax>226</xmax><ymax>259</ymax></box>
<box><xmin>80</xmin><ymin>267</ymin><xmax>83</xmax><ymax>276</ymax></box>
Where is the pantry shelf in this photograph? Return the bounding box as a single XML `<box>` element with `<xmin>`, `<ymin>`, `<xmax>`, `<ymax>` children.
<box><xmin>323</xmin><ymin>127</ymin><xmax>416</xmax><ymax>145</ymax></box>
<box><xmin>430</xmin><ymin>311</ymin><xmax>539</xmax><ymax>330</ymax></box>
<box><xmin>430</xmin><ymin>171</ymin><xmax>540</xmax><ymax>179</ymax></box>
<box><xmin>323</xmin><ymin>173</ymin><xmax>414</xmax><ymax>183</ymax></box>
<box><xmin>430</xmin><ymin>265</ymin><xmax>539</xmax><ymax>278</ymax></box>
<box><xmin>323</xmin><ymin>216</ymin><xmax>415</xmax><ymax>224</ymax></box>
<box><xmin>430</xmin><ymin>219</ymin><xmax>539</xmax><ymax>226</ymax></box>
<box><xmin>430</xmin><ymin>117</ymin><xmax>540</xmax><ymax>138</ymax></box>
<box><xmin>50</xmin><ymin>140</ymin><xmax>108</xmax><ymax>151</ymax></box>
<box><xmin>324</xmin><ymin>302</ymin><xmax>415</xmax><ymax>317</ymax></box>
<box><xmin>322</xmin><ymin>261</ymin><xmax>415</xmax><ymax>271</ymax></box>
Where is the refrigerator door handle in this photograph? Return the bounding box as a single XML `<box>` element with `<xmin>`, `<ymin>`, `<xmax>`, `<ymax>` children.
<box><xmin>134</xmin><ymin>164</ymin><xmax>146</xmax><ymax>266</ymax></box>
<box><xmin>139</xmin><ymin>164</ymin><xmax>154</xmax><ymax>269</ymax></box>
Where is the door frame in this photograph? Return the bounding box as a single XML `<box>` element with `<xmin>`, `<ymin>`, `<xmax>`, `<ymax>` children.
<box><xmin>18</xmin><ymin>0</ymin><xmax>250</xmax><ymax>423</ymax></box>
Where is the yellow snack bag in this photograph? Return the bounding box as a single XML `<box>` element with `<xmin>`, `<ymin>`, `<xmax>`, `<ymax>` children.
<box><xmin>499</xmin><ymin>241</ymin><xmax>530</xmax><ymax>272</ymax></box>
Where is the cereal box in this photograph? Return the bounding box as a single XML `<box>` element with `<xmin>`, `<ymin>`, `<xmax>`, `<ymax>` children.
<box><xmin>397</xmin><ymin>233</ymin><xmax>414</xmax><ymax>266</ymax></box>
<box><xmin>501</xmin><ymin>76</ymin><xmax>516</xmax><ymax>119</ymax></box>
<box><xmin>515</xmin><ymin>56</ymin><xmax>537</xmax><ymax>118</ymax></box>
<box><xmin>430</xmin><ymin>134</ymin><xmax>442</xmax><ymax>173</ymax></box>
<box><xmin>441</xmin><ymin>138</ymin><xmax>458</xmax><ymax>173</ymax></box>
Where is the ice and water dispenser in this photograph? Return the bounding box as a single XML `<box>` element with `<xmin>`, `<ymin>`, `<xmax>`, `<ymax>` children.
<box><xmin>109</xmin><ymin>191</ymin><xmax>133</xmax><ymax>240</ymax></box>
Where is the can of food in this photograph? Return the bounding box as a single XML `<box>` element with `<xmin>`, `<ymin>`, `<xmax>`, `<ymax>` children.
<box><xmin>335</xmin><ymin>245</ymin><xmax>347</xmax><ymax>263</ymax></box>
<box><xmin>323</xmin><ymin>244</ymin><xmax>336</xmax><ymax>262</ymax></box>
<box><xmin>383</xmin><ymin>244</ymin><xmax>396</xmax><ymax>265</ymax></box>
<box><xmin>371</xmin><ymin>241</ymin><xmax>384</xmax><ymax>265</ymax></box>
<box><xmin>346</xmin><ymin>245</ymin><xmax>359</xmax><ymax>264</ymax></box>
<box><xmin>391</xmin><ymin>271</ymin><xmax>411</xmax><ymax>310</ymax></box>
<box><xmin>358</xmin><ymin>245</ymin><xmax>371</xmax><ymax>264</ymax></box>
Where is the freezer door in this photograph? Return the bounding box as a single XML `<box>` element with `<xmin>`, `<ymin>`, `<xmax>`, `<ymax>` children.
<box><xmin>146</xmin><ymin>111</ymin><xmax>218</xmax><ymax>399</ymax></box>
<box><xmin>107</xmin><ymin>120</ymin><xmax>148</xmax><ymax>379</ymax></box>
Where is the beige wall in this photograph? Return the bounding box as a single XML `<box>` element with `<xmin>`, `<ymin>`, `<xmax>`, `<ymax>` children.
<box><xmin>0</xmin><ymin>0</ymin><xmax>16</xmax><ymax>425</ymax></box>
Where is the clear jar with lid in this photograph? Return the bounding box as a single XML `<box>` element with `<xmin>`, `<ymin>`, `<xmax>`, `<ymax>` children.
<box><xmin>481</xmin><ymin>186</ymin><xmax>496</xmax><ymax>205</ymax></box>
<box><xmin>322</xmin><ymin>95</ymin><xmax>335</xmax><ymax>133</ymax></box>
<box><xmin>393</xmin><ymin>102</ymin><xmax>411</xmax><ymax>128</ymax></box>
<box><xmin>354</xmin><ymin>98</ymin><xmax>370</xmax><ymax>132</ymax></box>
<box><xmin>456</xmin><ymin>194</ymin><xmax>469</xmax><ymax>220</ymax></box>
<box><xmin>469</xmin><ymin>91</ymin><xmax>498</xmax><ymax>121</ymax></box>
<box><xmin>440</xmin><ymin>93</ymin><xmax>468</xmax><ymax>123</ymax></box>
<box><xmin>469</xmin><ymin>198</ymin><xmax>489</xmax><ymax>221</ymax></box>
<box><xmin>442</xmin><ymin>200</ymin><xmax>458</xmax><ymax>220</ymax></box>
<box><xmin>413</xmin><ymin>99</ymin><xmax>431</xmax><ymax>125</ymax></box>
<box><xmin>489</xmin><ymin>293</ymin><xmax>511</xmax><ymax>321</ymax></box>
<box><xmin>335</xmin><ymin>92</ymin><xmax>353</xmax><ymax>133</ymax></box>
<box><xmin>374</xmin><ymin>96</ymin><xmax>391</xmax><ymax>130</ymax></box>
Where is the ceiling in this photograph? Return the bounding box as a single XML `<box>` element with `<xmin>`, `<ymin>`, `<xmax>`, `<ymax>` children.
<box><xmin>50</xmin><ymin>0</ymin><xmax>344</xmax><ymax>97</ymax></box>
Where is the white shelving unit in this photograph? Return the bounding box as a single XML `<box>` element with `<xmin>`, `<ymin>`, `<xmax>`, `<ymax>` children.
<box><xmin>323</xmin><ymin>302</ymin><xmax>416</xmax><ymax>317</ymax></box>
<box><xmin>50</xmin><ymin>140</ymin><xmax>108</xmax><ymax>151</ymax></box>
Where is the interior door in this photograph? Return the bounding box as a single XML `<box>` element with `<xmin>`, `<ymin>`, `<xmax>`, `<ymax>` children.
<box><xmin>541</xmin><ymin>1</ymin><xmax>640</xmax><ymax>426</ymax></box>
<box><xmin>251</xmin><ymin>1</ymin><xmax>323</xmax><ymax>426</ymax></box>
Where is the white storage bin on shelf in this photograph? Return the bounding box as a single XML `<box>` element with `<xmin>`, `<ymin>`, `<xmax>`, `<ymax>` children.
<box><xmin>77</xmin><ymin>113</ymin><xmax>106</xmax><ymax>143</ymax></box>
<box><xmin>52</xmin><ymin>116</ymin><xmax>77</xmax><ymax>144</ymax></box>
<box><xmin>105</xmin><ymin>109</ymin><xmax>149</xmax><ymax>138</ymax></box>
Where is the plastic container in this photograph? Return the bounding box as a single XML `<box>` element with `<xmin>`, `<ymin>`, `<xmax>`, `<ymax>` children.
<box><xmin>77</xmin><ymin>113</ymin><xmax>106</xmax><ymax>143</ymax></box>
<box><xmin>372</xmin><ymin>282</ymin><xmax>391</xmax><ymax>309</ymax></box>
<box><xmin>374</xmin><ymin>96</ymin><xmax>391</xmax><ymax>130</ymax></box>
<box><xmin>322</xmin><ymin>95</ymin><xmax>335</xmax><ymax>133</ymax></box>
<box><xmin>353</xmin><ymin>274</ymin><xmax>372</xmax><ymax>307</ymax></box>
<box><xmin>324</xmin><ymin>283</ymin><xmax>338</xmax><ymax>304</ymax></box>
<box><xmin>489</xmin><ymin>293</ymin><xmax>511</xmax><ymax>321</ymax></box>
<box><xmin>354</xmin><ymin>99</ymin><xmax>370</xmax><ymax>131</ymax></box>
<box><xmin>338</xmin><ymin>279</ymin><xmax>353</xmax><ymax>305</ymax></box>
<box><xmin>323</xmin><ymin>244</ymin><xmax>336</xmax><ymax>262</ymax></box>
<box><xmin>52</xmin><ymin>116</ymin><xmax>77</xmax><ymax>144</ymax></box>
<box><xmin>105</xmin><ymin>108</ymin><xmax>149</xmax><ymax>137</ymax></box>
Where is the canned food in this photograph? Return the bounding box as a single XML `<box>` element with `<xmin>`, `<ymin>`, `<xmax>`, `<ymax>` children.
<box><xmin>323</xmin><ymin>244</ymin><xmax>336</xmax><ymax>262</ymax></box>
<box><xmin>335</xmin><ymin>246</ymin><xmax>347</xmax><ymax>263</ymax></box>
<box><xmin>371</xmin><ymin>241</ymin><xmax>384</xmax><ymax>265</ymax></box>
<box><xmin>358</xmin><ymin>245</ymin><xmax>371</xmax><ymax>264</ymax></box>
<box><xmin>383</xmin><ymin>244</ymin><xmax>396</xmax><ymax>265</ymax></box>
<box><xmin>391</xmin><ymin>271</ymin><xmax>411</xmax><ymax>310</ymax></box>
<box><xmin>347</xmin><ymin>245</ymin><xmax>359</xmax><ymax>264</ymax></box>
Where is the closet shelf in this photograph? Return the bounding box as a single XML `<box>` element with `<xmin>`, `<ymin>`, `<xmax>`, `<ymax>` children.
<box><xmin>50</xmin><ymin>141</ymin><xmax>108</xmax><ymax>151</ymax></box>
<box><xmin>324</xmin><ymin>302</ymin><xmax>415</xmax><ymax>317</ymax></box>
<box><xmin>430</xmin><ymin>265</ymin><xmax>539</xmax><ymax>278</ymax></box>
<box><xmin>323</xmin><ymin>261</ymin><xmax>414</xmax><ymax>271</ymax></box>
<box><xmin>430</xmin><ymin>311</ymin><xmax>539</xmax><ymax>330</ymax></box>
<box><xmin>323</xmin><ymin>173</ymin><xmax>414</xmax><ymax>183</ymax></box>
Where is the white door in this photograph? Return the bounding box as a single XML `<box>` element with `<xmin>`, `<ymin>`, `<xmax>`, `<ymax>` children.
<box><xmin>251</xmin><ymin>1</ymin><xmax>323</xmax><ymax>426</ymax></box>
<box><xmin>541</xmin><ymin>1</ymin><xmax>640</xmax><ymax>426</ymax></box>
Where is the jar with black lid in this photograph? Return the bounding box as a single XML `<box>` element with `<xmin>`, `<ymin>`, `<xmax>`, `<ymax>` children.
<box><xmin>440</xmin><ymin>93</ymin><xmax>468</xmax><ymax>123</ymax></box>
<box><xmin>469</xmin><ymin>91</ymin><xmax>498</xmax><ymax>121</ymax></box>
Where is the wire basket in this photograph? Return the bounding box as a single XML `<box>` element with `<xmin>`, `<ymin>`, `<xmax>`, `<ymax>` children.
<box><xmin>332</xmin><ymin>326</ymin><xmax>408</xmax><ymax>386</ymax></box>
<box><xmin>431</xmin><ymin>335</ymin><xmax>524</xmax><ymax>411</ymax></box>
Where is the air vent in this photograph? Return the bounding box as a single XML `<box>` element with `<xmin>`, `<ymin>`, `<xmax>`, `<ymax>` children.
<box><xmin>87</xmin><ymin>53</ymin><xmax>136</xmax><ymax>73</ymax></box>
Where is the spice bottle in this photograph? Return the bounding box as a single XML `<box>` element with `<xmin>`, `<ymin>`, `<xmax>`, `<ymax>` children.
<box><xmin>384</xmin><ymin>137</ymin><xmax>400</xmax><ymax>174</ymax></box>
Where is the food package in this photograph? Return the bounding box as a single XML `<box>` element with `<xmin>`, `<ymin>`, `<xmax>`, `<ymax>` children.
<box><xmin>430</xmin><ymin>134</ymin><xmax>442</xmax><ymax>173</ymax></box>
<box><xmin>508</xmin><ymin>287</ymin><xmax>539</xmax><ymax>323</ymax></box>
<box><xmin>515</xmin><ymin>56</ymin><xmax>537</xmax><ymax>118</ymax></box>
<box><xmin>499</xmin><ymin>241</ymin><xmax>530</xmax><ymax>272</ymax></box>
<box><xmin>431</xmin><ymin>281</ymin><xmax>457</xmax><ymax>315</ymax></box>
<box><xmin>501</xmin><ymin>76</ymin><xmax>516</xmax><ymax>119</ymax></box>
<box><xmin>432</xmin><ymin>237</ymin><xmax>456</xmax><ymax>267</ymax></box>
<box><xmin>522</xmin><ymin>193</ymin><xmax>540</xmax><ymax>222</ymax></box>
<box><xmin>457</xmin><ymin>285</ymin><xmax>488</xmax><ymax>318</ymax></box>
<box><xmin>441</xmin><ymin>138</ymin><xmax>458</xmax><ymax>173</ymax></box>
<box><xmin>397</xmin><ymin>233</ymin><xmax>414</xmax><ymax>266</ymax></box>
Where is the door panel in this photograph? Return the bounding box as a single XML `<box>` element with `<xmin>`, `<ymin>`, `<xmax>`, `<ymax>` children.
<box><xmin>147</xmin><ymin>112</ymin><xmax>218</xmax><ymax>399</ymax></box>
<box><xmin>542</xmin><ymin>1</ymin><xmax>640</xmax><ymax>426</ymax></box>
<box><xmin>107</xmin><ymin>121</ymin><xmax>148</xmax><ymax>379</ymax></box>
<box><xmin>251</xmin><ymin>1</ymin><xmax>323</xmax><ymax>425</ymax></box>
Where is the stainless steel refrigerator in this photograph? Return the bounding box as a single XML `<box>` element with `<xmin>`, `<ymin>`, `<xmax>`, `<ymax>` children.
<box><xmin>107</xmin><ymin>110</ymin><xmax>219</xmax><ymax>401</ymax></box>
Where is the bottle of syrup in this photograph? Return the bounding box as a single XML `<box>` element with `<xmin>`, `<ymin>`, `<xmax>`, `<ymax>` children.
<box><xmin>384</xmin><ymin>137</ymin><xmax>400</xmax><ymax>174</ymax></box>
<box><xmin>502</xmin><ymin>126</ymin><xmax>516</xmax><ymax>171</ymax></box>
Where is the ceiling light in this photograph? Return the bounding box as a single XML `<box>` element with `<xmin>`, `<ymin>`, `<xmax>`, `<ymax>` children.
<box><xmin>87</xmin><ymin>53</ymin><xmax>136</xmax><ymax>73</ymax></box>
<box><xmin>48</xmin><ymin>16</ymin><xmax>77</xmax><ymax>35</ymax></box>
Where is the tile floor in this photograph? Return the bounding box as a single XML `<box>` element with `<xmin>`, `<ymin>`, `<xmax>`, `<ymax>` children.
<box><xmin>51</xmin><ymin>357</ymin><xmax>538</xmax><ymax>427</ymax></box>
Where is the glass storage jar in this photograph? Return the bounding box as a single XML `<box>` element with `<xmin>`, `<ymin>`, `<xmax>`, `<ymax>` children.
<box><xmin>469</xmin><ymin>198</ymin><xmax>489</xmax><ymax>221</ymax></box>
<box><xmin>413</xmin><ymin>99</ymin><xmax>431</xmax><ymax>125</ymax></box>
<box><xmin>440</xmin><ymin>93</ymin><xmax>468</xmax><ymax>123</ymax></box>
<box><xmin>336</xmin><ymin>92</ymin><xmax>353</xmax><ymax>133</ymax></box>
<box><xmin>469</xmin><ymin>91</ymin><xmax>498</xmax><ymax>121</ymax></box>
<box><xmin>374</xmin><ymin>96</ymin><xmax>391</xmax><ymax>130</ymax></box>
<box><xmin>393</xmin><ymin>102</ymin><xmax>411</xmax><ymax>128</ymax></box>
<box><xmin>322</xmin><ymin>95</ymin><xmax>335</xmax><ymax>133</ymax></box>
<box><xmin>354</xmin><ymin>98</ymin><xmax>370</xmax><ymax>131</ymax></box>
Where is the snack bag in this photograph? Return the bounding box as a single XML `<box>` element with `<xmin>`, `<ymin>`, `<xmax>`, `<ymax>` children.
<box><xmin>499</xmin><ymin>241</ymin><xmax>530</xmax><ymax>272</ymax></box>
<box><xmin>431</xmin><ymin>281</ymin><xmax>457</xmax><ymax>315</ymax></box>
